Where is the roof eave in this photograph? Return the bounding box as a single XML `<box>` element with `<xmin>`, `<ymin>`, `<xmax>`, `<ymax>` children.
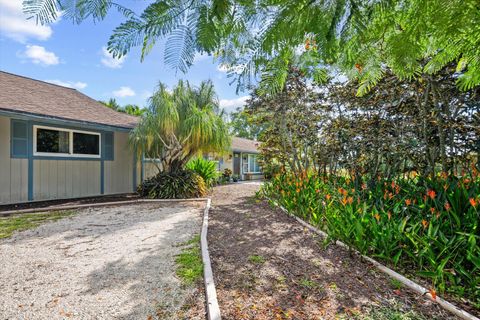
<box><xmin>0</xmin><ymin>108</ymin><xmax>135</xmax><ymax>132</ymax></box>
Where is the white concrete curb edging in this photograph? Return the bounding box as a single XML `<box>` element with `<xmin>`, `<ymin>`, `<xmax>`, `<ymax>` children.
<box><xmin>201</xmin><ymin>198</ymin><xmax>222</xmax><ymax>320</ymax></box>
<box><xmin>1</xmin><ymin>197</ymin><xmax>223</xmax><ymax>320</ymax></box>
<box><xmin>267</xmin><ymin>197</ymin><xmax>479</xmax><ymax>320</ymax></box>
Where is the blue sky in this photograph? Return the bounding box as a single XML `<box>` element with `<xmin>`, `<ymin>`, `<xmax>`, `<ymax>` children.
<box><xmin>0</xmin><ymin>0</ymin><xmax>249</xmax><ymax>113</ymax></box>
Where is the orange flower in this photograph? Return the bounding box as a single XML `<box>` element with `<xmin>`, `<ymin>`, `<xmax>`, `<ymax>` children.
<box><xmin>296</xmin><ymin>188</ymin><xmax>300</xmax><ymax>193</ymax></box>
<box><xmin>338</xmin><ymin>188</ymin><xmax>348</xmax><ymax>196</ymax></box>
<box><xmin>388</xmin><ymin>192</ymin><xmax>394</xmax><ymax>200</ymax></box>
<box><xmin>427</xmin><ymin>189</ymin><xmax>436</xmax><ymax>200</ymax></box>
<box><xmin>305</xmin><ymin>39</ymin><xmax>310</xmax><ymax>50</ymax></box>
<box><xmin>444</xmin><ymin>202</ymin><xmax>451</xmax><ymax>211</ymax></box>
<box><xmin>422</xmin><ymin>219</ymin><xmax>429</xmax><ymax>229</ymax></box>
<box><xmin>470</xmin><ymin>198</ymin><xmax>478</xmax><ymax>208</ymax></box>
<box><xmin>355</xmin><ymin>63</ymin><xmax>363</xmax><ymax>73</ymax></box>
<box><xmin>405</xmin><ymin>199</ymin><xmax>412</xmax><ymax>206</ymax></box>
<box><xmin>361</xmin><ymin>183</ymin><xmax>367</xmax><ymax>190</ymax></box>
<box><xmin>374</xmin><ymin>213</ymin><xmax>380</xmax><ymax>221</ymax></box>
<box><xmin>341</xmin><ymin>197</ymin><xmax>348</xmax><ymax>206</ymax></box>
<box><xmin>430</xmin><ymin>207</ymin><xmax>436</xmax><ymax>214</ymax></box>
<box><xmin>347</xmin><ymin>196</ymin><xmax>354</xmax><ymax>204</ymax></box>
<box><xmin>429</xmin><ymin>288</ymin><xmax>437</xmax><ymax>300</ymax></box>
<box><xmin>315</xmin><ymin>189</ymin><xmax>320</xmax><ymax>193</ymax></box>
<box><xmin>325</xmin><ymin>194</ymin><xmax>331</xmax><ymax>201</ymax></box>
<box><xmin>395</xmin><ymin>185</ymin><xmax>400</xmax><ymax>194</ymax></box>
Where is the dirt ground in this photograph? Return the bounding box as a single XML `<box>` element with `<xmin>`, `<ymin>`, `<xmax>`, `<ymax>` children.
<box><xmin>207</xmin><ymin>182</ymin><xmax>458</xmax><ymax>320</ymax></box>
<box><xmin>0</xmin><ymin>202</ymin><xmax>205</xmax><ymax>320</ymax></box>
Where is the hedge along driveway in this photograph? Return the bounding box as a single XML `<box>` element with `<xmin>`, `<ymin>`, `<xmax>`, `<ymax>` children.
<box><xmin>0</xmin><ymin>202</ymin><xmax>204</xmax><ymax>319</ymax></box>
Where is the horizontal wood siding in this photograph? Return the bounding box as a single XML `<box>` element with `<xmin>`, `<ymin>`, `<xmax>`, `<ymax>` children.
<box><xmin>104</xmin><ymin>132</ymin><xmax>134</xmax><ymax>194</ymax></box>
<box><xmin>0</xmin><ymin>116</ymin><xmax>28</xmax><ymax>204</ymax></box>
<box><xmin>33</xmin><ymin>159</ymin><xmax>100</xmax><ymax>200</ymax></box>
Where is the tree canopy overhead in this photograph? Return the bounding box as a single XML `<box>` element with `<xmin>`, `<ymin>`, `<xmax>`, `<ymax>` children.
<box><xmin>24</xmin><ymin>0</ymin><xmax>480</xmax><ymax>94</ymax></box>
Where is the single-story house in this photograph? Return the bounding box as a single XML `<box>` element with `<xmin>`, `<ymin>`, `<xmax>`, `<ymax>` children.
<box><xmin>213</xmin><ymin>137</ymin><xmax>263</xmax><ymax>180</ymax></box>
<box><xmin>0</xmin><ymin>71</ymin><xmax>262</xmax><ymax>205</ymax></box>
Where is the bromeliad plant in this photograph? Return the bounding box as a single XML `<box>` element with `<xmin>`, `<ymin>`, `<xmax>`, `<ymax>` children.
<box><xmin>262</xmin><ymin>170</ymin><xmax>480</xmax><ymax>307</ymax></box>
<box><xmin>186</xmin><ymin>157</ymin><xmax>218</xmax><ymax>188</ymax></box>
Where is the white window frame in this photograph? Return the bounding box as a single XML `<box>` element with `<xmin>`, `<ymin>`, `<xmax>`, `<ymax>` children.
<box><xmin>246</xmin><ymin>154</ymin><xmax>261</xmax><ymax>173</ymax></box>
<box><xmin>33</xmin><ymin>125</ymin><xmax>101</xmax><ymax>158</ymax></box>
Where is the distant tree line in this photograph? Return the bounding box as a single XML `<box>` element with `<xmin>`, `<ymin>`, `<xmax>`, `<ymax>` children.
<box><xmin>99</xmin><ymin>98</ymin><xmax>145</xmax><ymax>116</ymax></box>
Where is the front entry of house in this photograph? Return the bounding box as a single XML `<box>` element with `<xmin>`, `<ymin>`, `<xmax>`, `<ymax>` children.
<box><xmin>233</xmin><ymin>152</ymin><xmax>241</xmax><ymax>176</ymax></box>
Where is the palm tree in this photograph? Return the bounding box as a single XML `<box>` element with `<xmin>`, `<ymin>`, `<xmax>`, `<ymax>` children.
<box><xmin>123</xmin><ymin>104</ymin><xmax>145</xmax><ymax>116</ymax></box>
<box><xmin>99</xmin><ymin>98</ymin><xmax>121</xmax><ymax>111</ymax></box>
<box><xmin>130</xmin><ymin>79</ymin><xmax>230</xmax><ymax>173</ymax></box>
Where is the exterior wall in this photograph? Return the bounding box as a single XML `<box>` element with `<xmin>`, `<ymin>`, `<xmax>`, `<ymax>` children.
<box><xmin>143</xmin><ymin>162</ymin><xmax>159</xmax><ymax>181</ymax></box>
<box><xmin>33</xmin><ymin>159</ymin><xmax>100</xmax><ymax>200</ymax></box>
<box><xmin>218</xmin><ymin>154</ymin><xmax>233</xmax><ymax>173</ymax></box>
<box><xmin>0</xmin><ymin>114</ymin><xmax>138</xmax><ymax>204</ymax></box>
<box><xmin>104</xmin><ymin>131</ymin><xmax>135</xmax><ymax>194</ymax></box>
<box><xmin>0</xmin><ymin>116</ymin><xmax>28</xmax><ymax>203</ymax></box>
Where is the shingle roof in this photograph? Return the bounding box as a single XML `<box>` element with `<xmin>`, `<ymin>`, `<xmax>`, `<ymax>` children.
<box><xmin>231</xmin><ymin>137</ymin><xmax>260</xmax><ymax>153</ymax></box>
<box><xmin>0</xmin><ymin>71</ymin><xmax>139</xmax><ymax>129</ymax></box>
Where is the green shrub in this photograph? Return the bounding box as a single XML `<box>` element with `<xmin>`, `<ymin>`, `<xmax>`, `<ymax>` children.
<box><xmin>186</xmin><ymin>158</ymin><xmax>218</xmax><ymax>187</ymax></box>
<box><xmin>262</xmin><ymin>171</ymin><xmax>480</xmax><ymax>306</ymax></box>
<box><xmin>138</xmin><ymin>169</ymin><xmax>207</xmax><ymax>199</ymax></box>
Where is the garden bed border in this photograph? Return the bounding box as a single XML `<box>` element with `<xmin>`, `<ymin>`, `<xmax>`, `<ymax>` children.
<box><xmin>267</xmin><ymin>197</ymin><xmax>479</xmax><ymax>320</ymax></box>
<box><xmin>0</xmin><ymin>197</ymin><xmax>222</xmax><ymax>320</ymax></box>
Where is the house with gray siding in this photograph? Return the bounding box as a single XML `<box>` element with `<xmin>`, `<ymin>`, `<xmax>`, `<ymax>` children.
<box><xmin>0</xmin><ymin>71</ymin><xmax>263</xmax><ymax>205</ymax></box>
<box><xmin>0</xmin><ymin>71</ymin><xmax>141</xmax><ymax>205</ymax></box>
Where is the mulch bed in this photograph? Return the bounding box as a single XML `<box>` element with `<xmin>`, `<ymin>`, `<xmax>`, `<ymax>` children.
<box><xmin>0</xmin><ymin>194</ymin><xmax>139</xmax><ymax>212</ymax></box>
<box><xmin>207</xmin><ymin>183</ymin><xmax>461</xmax><ymax>320</ymax></box>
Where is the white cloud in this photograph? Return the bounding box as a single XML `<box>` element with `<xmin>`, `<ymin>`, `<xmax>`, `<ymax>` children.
<box><xmin>22</xmin><ymin>45</ymin><xmax>59</xmax><ymax>65</ymax></box>
<box><xmin>219</xmin><ymin>95</ymin><xmax>250</xmax><ymax>113</ymax></box>
<box><xmin>101</xmin><ymin>46</ymin><xmax>126</xmax><ymax>69</ymax></box>
<box><xmin>217</xmin><ymin>63</ymin><xmax>245</xmax><ymax>75</ymax></box>
<box><xmin>217</xmin><ymin>64</ymin><xmax>229</xmax><ymax>73</ymax></box>
<box><xmin>0</xmin><ymin>0</ymin><xmax>53</xmax><ymax>42</ymax></box>
<box><xmin>45</xmin><ymin>79</ymin><xmax>87</xmax><ymax>89</ymax></box>
<box><xmin>113</xmin><ymin>86</ymin><xmax>135</xmax><ymax>98</ymax></box>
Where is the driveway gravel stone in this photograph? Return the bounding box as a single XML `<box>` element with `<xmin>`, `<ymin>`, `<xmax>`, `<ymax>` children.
<box><xmin>0</xmin><ymin>202</ymin><xmax>203</xmax><ymax>320</ymax></box>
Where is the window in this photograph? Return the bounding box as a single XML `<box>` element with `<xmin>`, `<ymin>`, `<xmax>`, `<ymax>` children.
<box><xmin>73</xmin><ymin>132</ymin><xmax>99</xmax><ymax>155</ymax></box>
<box><xmin>247</xmin><ymin>154</ymin><xmax>261</xmax><ymax>173</ymax></box>
<box><xmin>33</xmin><ymin>125</ymin><xmax>100</xmax><ymax>158</ymax></box>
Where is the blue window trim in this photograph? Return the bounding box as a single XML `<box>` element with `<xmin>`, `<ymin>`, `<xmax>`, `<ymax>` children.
<box><xmin>10</xmin><ymin>119</ymin><xmax>29</xmax><ymax>159</ymax></box>
<box><xmin>103</xmin><ymin>131</ymin><xmax>114</xmax><ymax>161</ymax></box>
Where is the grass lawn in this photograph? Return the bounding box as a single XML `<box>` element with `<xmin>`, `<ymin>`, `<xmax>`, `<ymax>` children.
<box><xmin>175</xmin><ymin>234</ymin><xmax>203</xmax><ymax>285</ymax></box>
<box><xmin>0</xmin><ymin>211</ymin><xmax>76</xmax><ymax>239</ymax></box>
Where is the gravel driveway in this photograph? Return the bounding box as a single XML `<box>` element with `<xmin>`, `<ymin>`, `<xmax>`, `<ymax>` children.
<box><xmin>0</xmin><ymin>202</ymin><xmax>204</xmax><ymax>320</ymax></box>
